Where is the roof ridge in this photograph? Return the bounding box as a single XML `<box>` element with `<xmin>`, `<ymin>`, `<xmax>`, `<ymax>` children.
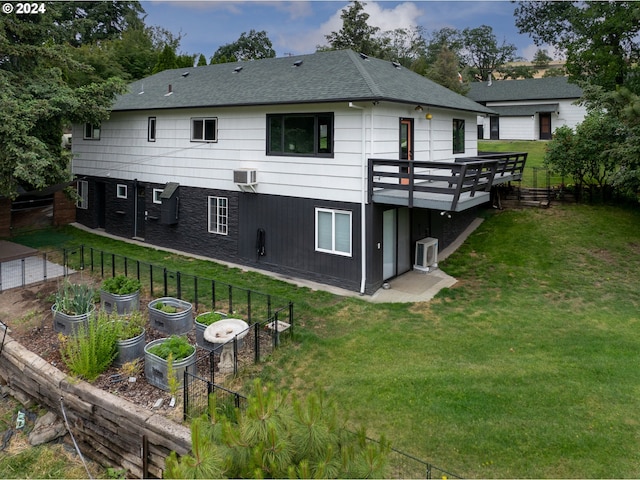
<box><xmin>345</xmin><ymin>50</ymin><xmax>383</xmax><ymax>99</ymax></box>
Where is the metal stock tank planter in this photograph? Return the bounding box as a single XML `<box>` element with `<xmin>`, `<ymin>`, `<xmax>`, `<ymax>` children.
<box><xmin>113</xmin><ymin>312</ymin><xmax>147</xmax><ymax>368</ymax></box>
<box><xmin>144</xmin><ymin>336</ymin><xmax>197</xmax><ymax>391</ymax></box>
<box><xmin>195</xmin><ymin>311</ymin><xmax>227</xmax><ymax>351</ymax></box>
<box><xmin>148</xmin><ymin>297</ymin><xmax>193</xmax><ymax>335</ymax></box>
<box><xmin>52</xmin><ymin>281</ymin><xmax>96</xmax><ymax>336</ymax></box>
<box><xmin>100</xmin><ymin>275</ymin><xmax>142</xmax><ymax>315</ymax></box>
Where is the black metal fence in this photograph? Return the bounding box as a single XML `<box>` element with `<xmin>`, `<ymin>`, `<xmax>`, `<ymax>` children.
<box><xmin>183</xmin><ymin>304</ymin><xmax>293</xmax><ymax>421</ymax></box>
<box><xmin>60</xmin><ymin>245</ymin><xmax>292</xmax><ymax>325</ymax></box>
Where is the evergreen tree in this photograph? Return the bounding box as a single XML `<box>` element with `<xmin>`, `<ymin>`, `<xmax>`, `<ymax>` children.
<box><xmin>165</xmin><ymin>379</ymin><xmax>390</xmax><ymax>479</ymax></box>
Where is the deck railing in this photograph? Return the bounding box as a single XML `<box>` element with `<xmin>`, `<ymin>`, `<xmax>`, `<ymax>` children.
<box><xmin>368</xmin><ymin>158</ymin><xmax>499</xmax><ymax>210</ymax></box>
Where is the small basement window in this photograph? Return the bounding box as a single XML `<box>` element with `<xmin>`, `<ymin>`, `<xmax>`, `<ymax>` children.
<box><xmin>116</xmin><ymin>184</ymin><xmax>127</xmax><ymax>199</ymax></box>
<box><xmin>84</xmin><ymin>123</ymin><xmax>100</xmax><ymax>140</ymax></box>
<box><xmin>153</xmin><ymin>188</ymin><xmax>163</xmax><ymax>204</ymax></box>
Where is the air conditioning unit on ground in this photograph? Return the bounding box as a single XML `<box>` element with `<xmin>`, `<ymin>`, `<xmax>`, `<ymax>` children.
<box><xmin>233</xmin><ymin>168</ymin><xmax>257</xmax><ymax>185</ymax></box>
<box><xmin>414</xmin><ymin>237</ymin><xmax>438</xmax><ymax>272</ymax></box>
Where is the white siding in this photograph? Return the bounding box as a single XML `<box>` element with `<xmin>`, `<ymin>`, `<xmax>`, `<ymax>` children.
<box><xmin>73</xmin><ymin>103</ymin><xmax>480</xmax><ymax>203</ymax></box>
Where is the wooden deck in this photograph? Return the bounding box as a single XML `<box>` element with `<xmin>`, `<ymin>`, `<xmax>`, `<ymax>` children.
<box><xmin>368</xmin><ymin>152</ymin><xmax>527</xmax><ymax>212</ymax></box>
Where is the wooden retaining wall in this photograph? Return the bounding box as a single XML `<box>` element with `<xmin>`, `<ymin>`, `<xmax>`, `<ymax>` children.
<box><xmin>0</xmin><ymin>333</ymin><xmax>191</xmax><ymax>478</ymax></box>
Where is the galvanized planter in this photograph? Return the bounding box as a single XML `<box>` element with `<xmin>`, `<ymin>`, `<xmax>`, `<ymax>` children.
<box><xmin>114</xmin><ymin>328</ymin><xmax>146</xmax><ymax>368</ymax></box>
<box><xmin>143</xmin><ymin>338</ymin><xmax>197</xmax><ymax>391</ymax></box>
<box><xmin>100</xmin><ymin>290</ymin><xmax>140</xmax><ymax>315</ymax></box>
<box><xmin>195</xmin><ymin>312</ymin><xmax>227</xmax><ymax>352</ymax></box>
<box><xmin>51</xmin><ymin>305</ymin><xmax>95</xmax><ymax>336</ymax></box>
<box><xmin>147</xmin><ymin>297</ymin><xmax>193</xmax><ymax>335</ymax></box>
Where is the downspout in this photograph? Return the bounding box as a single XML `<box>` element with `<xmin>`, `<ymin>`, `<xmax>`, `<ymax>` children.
<box><xmin>349</xmin><ymin>102</ymin><xmax>367</xmax><ymax>295</ymax></box>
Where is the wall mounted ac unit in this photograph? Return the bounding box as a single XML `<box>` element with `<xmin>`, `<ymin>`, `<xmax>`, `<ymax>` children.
<box><xmin>233</xmin><ymin>168</ymin><xmax>257</xmax><ymax>185</ymax></box>
<box><xmin>414</xmin><ymin>237</ymin><xmax>438</xmax><ymax>272</ymax></box>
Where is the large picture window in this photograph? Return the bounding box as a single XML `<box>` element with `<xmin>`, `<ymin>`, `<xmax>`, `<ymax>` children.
<box><xmin>208</xmin><ymin>196</ymin><xmax>228</xmax><ymax>235</ymax></box>
<box><xmin>267</xmin><ymin>113</ymin><xmax>333</xmax><ymax>156</ymax></box>
<box><xmin>315</xmin><ymin>208</ymin><xmax>352</xmax><ymax>256</ymax></box>
<box><xmin>192</xmin><ymin>118</ymin><xmax>217</xmax><ymax>142</ymax></box>
<box><xmin>453</xmin><ymin>119</ymin><xmax>465</xmax><ymax>154</ymax></box>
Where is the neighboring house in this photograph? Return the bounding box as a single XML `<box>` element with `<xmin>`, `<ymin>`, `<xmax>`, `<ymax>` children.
<box><xmin>72</xmin><ymin>49</ymin><xmax>520</xmax><ymax>295</ymax></box>
<box><xmin>468</xmin><ymin>77</ymin><xmax>586</xmax><ymax>141</ymax></box>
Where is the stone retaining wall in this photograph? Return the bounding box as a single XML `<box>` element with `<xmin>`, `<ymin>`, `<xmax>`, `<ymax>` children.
<box><xmin>0</xmin><ymin>333</ymin><xmax>191</xmax><ymax>478</ymax></box>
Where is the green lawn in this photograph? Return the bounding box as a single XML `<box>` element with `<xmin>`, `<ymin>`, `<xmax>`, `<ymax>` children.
<box><xmin>479</xmin><ymin>139</ymin><xmax>565</xmax><ymax>187</ymax></box>
<box><xmin>9</xmin><ymin>203</ymin><xmax>640</xmax><ymax>478</ymax></box>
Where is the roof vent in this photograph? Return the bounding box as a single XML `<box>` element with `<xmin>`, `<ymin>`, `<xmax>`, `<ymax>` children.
<box><xmin>391</xmin><ymin>61</ymin><xmax>401</xmax><ymax>69</ymax></box>
<box><xmin>164</xmin><ymin>84</ymin><xmax>173</xmax><ymax>96</ymax></box>
<box><xmin>181</xmin><ymin>72</ymin><xmax>189</xmax><ymax>77</ymax></box>
<box><xmin>293</xmin><ymin>60</ymin><xmax>303</xmax><ymax>67</ymax></box>
<box><xmin>234</xmin><ymin>66</ymin><xmax>243</xmax><ymax>73</ymax></box>
<box><xmin>359</xmin><ymin>52</ymin><xmax>369</xmax><ymax>60</ymax></box>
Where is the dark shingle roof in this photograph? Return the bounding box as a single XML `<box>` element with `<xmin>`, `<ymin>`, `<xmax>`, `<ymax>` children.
<box><xmin>112</xmin><ymin>50</ymin><xmax>493</xmax><ymax>115</ymax></box>
<box><xmin>467</xmin><ymin>77</ymin><xmax>583</xmax><ymax>103</ymax></box>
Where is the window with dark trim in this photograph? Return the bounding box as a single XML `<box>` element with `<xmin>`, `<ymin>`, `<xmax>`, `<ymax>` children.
<box><xmin>267</xmin><ymin>113</ymin><xmax>333</xmax><ymax>156</ymax></box>
<box><xmin>84</xmin><ymin>123</ymin><xmax>100</xmax><ymax>140</ymax></box>
<box><xmin>191</xmin><ymin>118</ymin><xmax>217</xmax><ymax>142</ymax></box>
<box><xmin>453</xmin><ymin>119</ymin><xmax>465</xmax><ymax>154</ymax></box>
<box><xmin>148</xmin><ymin>117</ymin><xmax>156</xmax><ymax>142</ymax></box>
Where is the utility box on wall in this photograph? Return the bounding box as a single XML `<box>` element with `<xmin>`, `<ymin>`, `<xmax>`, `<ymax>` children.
<box><xmin>160</xmin><ymin>182</ymin><xmax>179</xmax><ymax>225</ymax></box>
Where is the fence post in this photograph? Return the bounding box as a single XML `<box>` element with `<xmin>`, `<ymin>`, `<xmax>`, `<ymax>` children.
<box><xmin>247</xmin><ymin>290</ymin><xmax>251</xmax><ymax>324</ymax></box>
<box><xmin>211</xmin><ymin>280</ymin><xmax>216</xmax><ymax>311</ymax></box>
<box><xmin>80</xmin><ymin>245</ymin><xmax>85</xmax><ymax>271</ymax></box>
<box><xmin>90</xmin><ymin>247</ymin><xmax>94</xmax><ymax>272</ymax></box>
<box><xmin>254</xmin><ymin>322</ymin><xmax>259</xmax><ymax>363</ymax></box>
<box><xmin>289</xmin><ymin>302</ymin><xmax>294</xmax><ymax>337</ymax></box>
<box><xmin>20</xmin><ymin>258</ymin><xmax>25</xmax><ymax>288</ymax></box>
<box><xmin>42</xmin><ymin>253</ymin><xmax>47</xmax><ymax>282</ymax></box>
<box><xmin>124</xmin><ymin>256</ymin><xmax>128</xmax><ymax>277</ymax></box>
<box><xmin>228</xmin><ymin>284</ymin><xmax>233</xmax><ymax>314</ymax></box>
<box><xmin>111</xmin><ymin>253</ymin><xmax>116</xmax><ymax>278</ymax></box>
<box><xmin>183</xmin><ymin>371</ymin><xmax>188</xmax><ymax>421</ymax></box>
<box><xmin>100</xmin><ymin>251</ymin><xmax>104</xmax><ymax>277</ymax></box>
<box><xmin>163</xmin><ymin>268</ymin><xmax>168</xmax><ymax>297</ymax></box>
<box><xmin>149</xmin><ymin>264</ymin><xmax>154</xmax><ymax>297</ymax></box>
<box><xmin>136</xmin><ymin>260</ymin><xmax>140</xmax><ymax>281</ymax></box>
<box><xmin>194</xmin><ymin>277</ymin><xmax>198</xmax><ymax>311</ymax></box>
<box><xmin>176</xmin><ymin>271</ymin><xmax>181</xmax><ymax>299</ymax></box>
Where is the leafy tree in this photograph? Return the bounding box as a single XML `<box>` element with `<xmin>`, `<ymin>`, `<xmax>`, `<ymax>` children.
<box><xmin>377</xmin><ymin>26</ymin><xmax>427</xmax><ymax>68</ymax></box>
<box><xmin>460</xmin><ymin>25</ymin><xmax>518</xmax><ymax>81</ymax></box>
<box><xmin>544</xmin><ymin>111</ymin><xmax>625</xmax><ymax>201</ymax></box>
<box><xmin>425</xmin><ymin>46</ymin><xmax>468</xmax><ymax>95</ymax></box>
<box><xmin>54</xmin><ymin>1</ymin><xmax>145</xmax><ymax>47</ymax></box>
<box><xmin>515</xmin><ymin>1</ymin><xmax>640</xmax><ymax>91</ymax></box>
<box><xmin>165</xmin><ymin>379</ymin><xmax>390</xmax><ymax>479</ymax></box>
<box><xmin>196</xmin><ymin>54</ymin><xmax>207</xmax><ymax>66</ymax></box>
<box><xmin>0</xmin><ymin>8</ymin><xmax>126</xmax><ymax>199</ymax></box>
<box><xmin>532</xmin><ymin>49</ymin><xmax>553</xmax><ymax>70</ymax></box>
<box><xmin>496</xmin><ymin>63</ymin><xmax>536</xmax><ymax>80</ymax></box>
<box><xmin>211</xmin><ymin>30</ymin><xmax>275</xmax><ymax>64</ymax></box>
<box><xmin>424</xmin><ymin>27</ymin><xmax>464</xmax><ymax>67</ymax></box>
<box><xmin>153</xmin><ymin>44</ymin><xmax>178</xmax><ymax>73</ymax></box>
<box><xmin>320</xmin><ymin>1</ymin><xmax>381</xmax><ymax>57</ymax></box>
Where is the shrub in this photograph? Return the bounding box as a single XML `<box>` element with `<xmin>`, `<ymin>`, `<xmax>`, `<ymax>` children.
<box><xmin>59</xmin><ymin>311</ymin><xmax>119</xmax><ymax>381</ymax></box>
<box><xmin>154</xmin><ymin>303</ymin><xmax>178</xmax><ymax>314</ymax></box>
<box><xmin>101</xmin><ymin>275</ymin><xmax>142</xmax><ymax>295</ymax></box>
<box><xmin>147</xmin><ymin>335</ymin><xmax>194</xmax><ymax>361</ymax></box>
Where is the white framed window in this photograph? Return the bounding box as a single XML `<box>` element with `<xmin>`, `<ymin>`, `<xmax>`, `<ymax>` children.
<box><xmin>76</xmin><ymin>180</ymin><xmax>88</xmax><ymax>209</ymax></box>
<box><xmin>315</xmin><ymin>208</ymin><xmax>352</xmax><ymax>256</ymax></box>
<box><xmin>208</xmin><ymin>196</ymin><xmax>228</xmax><ymax>235</ymax></box>
<box><xmin>116</xmin><ymin>184</ymin><xmax>127</xmax><ymax>199</ymax></box>
<box><xmin>153</xmin><ymin>188</ymin><xmax>163</xmax><ymax>204</ymax></box>
<box><xmin>148</xmin><ymin>117</ymin><xmax>156</xmax><ymax>142</ymax></box>
<box><xmin>191</xmin><ymin>117</ymin><xmax>217</xmax><ymax>142</ymax></box>
<box><xmin>83</xmin><ymin>123</ymin><xmax>100</xmax><ymax>140</ymax></box>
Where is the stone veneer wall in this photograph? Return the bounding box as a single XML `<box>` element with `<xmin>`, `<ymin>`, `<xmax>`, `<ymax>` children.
<box><xmin>0</xmin><ymin>334</ymin><xmax>191</xmax><ymax>478</ymax></box>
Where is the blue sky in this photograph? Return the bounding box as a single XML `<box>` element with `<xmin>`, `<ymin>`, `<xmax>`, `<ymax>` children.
<box><xmin>141</xmin><ymin>1</ymin><xmax>547</xmax><ymax>62</ymax></box>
